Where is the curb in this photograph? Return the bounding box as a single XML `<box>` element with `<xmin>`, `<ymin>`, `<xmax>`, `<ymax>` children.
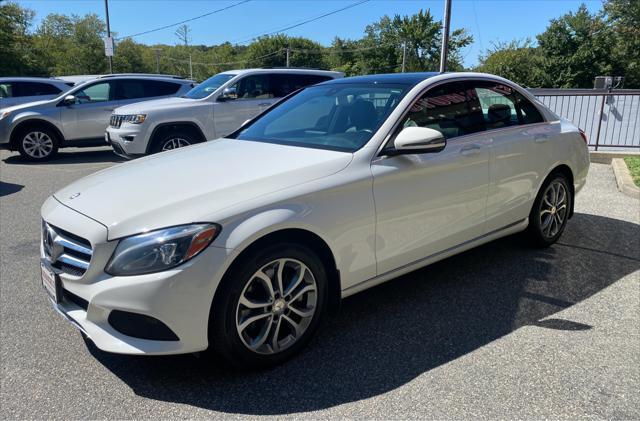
<box><xmin>611</xmin><ymin>158</ymin><xmax>640</xmax><ymax>199</ymax></box>
<box><xmin>590</xmin><ymin>150</ymin><xmax>640</xmax><ymax>164</ymax></box>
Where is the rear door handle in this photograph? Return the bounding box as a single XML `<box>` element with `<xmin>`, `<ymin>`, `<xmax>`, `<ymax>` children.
<box><xmin>460</xmin><ymin>144</ymin><xmax>481</xmax><ymax>156</ymax></box>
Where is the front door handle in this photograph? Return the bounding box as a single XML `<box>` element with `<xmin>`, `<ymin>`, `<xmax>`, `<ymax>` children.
<box><xmin>258</xmin><ymin>102</ymin><xmax>272</xmax><ymax>107</ymax></box>
<box><xmin>460</xmin><ymin>144</ymin><xmax>481</xmax><ymax>156</ymax></box>
<box><xmin>534</xmin><ymin>134</ymin><xmax>549</xmax><ymax>143</ymax></box>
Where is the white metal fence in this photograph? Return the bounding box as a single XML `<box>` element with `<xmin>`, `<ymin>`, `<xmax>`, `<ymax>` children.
<box><xmin>530</xmin><ymin>89</ymin><xmax>640</xmax><ymax>150</ymax></box>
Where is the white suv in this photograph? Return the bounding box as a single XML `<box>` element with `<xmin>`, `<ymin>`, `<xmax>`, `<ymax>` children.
<box><xmin>106</xmin><ymin>68</ymin><xmax>343</xmax><ymax>158</ymax></box>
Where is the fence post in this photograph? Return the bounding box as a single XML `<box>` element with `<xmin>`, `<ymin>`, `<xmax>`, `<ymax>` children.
<box><xmin>594</xmin><ymin>94</ymin><xmax>606</xmax><ymax>150</ymax></box>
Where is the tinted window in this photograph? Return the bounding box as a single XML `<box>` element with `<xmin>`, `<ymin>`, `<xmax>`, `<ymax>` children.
<box><xmin>470</xmin><ymin>81</ymin><xmax>544</xmax><ymax>128</ymax></box>
<box><xmin>74</xmin><ymin>82</ymin><xmax>112</xmax><ymax>103</ymax></box>
<box><xmin>0</xmin><ymin>83</ymin><xmax>12</xmax><ymax>98</ymax></box>
<box><xmin>270</xmin><ymin>74</ymin><xmax>333</xmax><ymax>97</ymax></box>
<box><xmin>402</xmin><ymin>82</ymin><xmax>485</xmax><ymax>139</ymax></box>
<box><xmin>142</xmin><ymin>80</ymin><xmax>181</xmax><ymax>97</ymax></box>
<box><xmin>233</xmin><ymin>74</ymin><xmax>273</xmax><ymax>99</ymax></box>
<box><xmin>115</xmin><ymin>80</ymin><xmax>145</xmax><ymax>100</ymax></box>
<box><xmin>234</xmin><ymin>84</ymin><xmax>409</xmax><ymax>152</ymax></box>
<box><xmin>13</xmin><ymin>82</ymin><xmax>62</xmax><ymax>97</ymax></box>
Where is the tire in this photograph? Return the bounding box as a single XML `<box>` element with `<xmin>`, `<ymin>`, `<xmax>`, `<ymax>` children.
<box><xmin>209</xmin><ymin>243</ymin><xmax>328</xmax><ymax>370</ymax></box>
<box><xmin>150</xmin><ymin>131</ymin><xmax>197</xmax><ymax>154</ymax></box>
<box><xmin>526</xmin><ymin>173</ymin><xmax>573</xmax><ymax>247</ymax></box>
<box><xmin>16</xmin><ymin>125</ymin><xmax>59</xmax><ymax>161</ymax></box>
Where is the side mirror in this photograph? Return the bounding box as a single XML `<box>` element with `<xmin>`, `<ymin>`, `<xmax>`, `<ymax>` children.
<box><xmin>390</xmin><ymin>126</ymin><xmax>446</xmax><ymax>155</ymax></box>
<box><xmin>217</xmin><ymin>87</ymin><xmax>237</xmax><ymax>102</ymax></box>
<box><xmin>62</xmin><ymin>94</ymin><xmax>76</xmax><ymax>106</ymax></box>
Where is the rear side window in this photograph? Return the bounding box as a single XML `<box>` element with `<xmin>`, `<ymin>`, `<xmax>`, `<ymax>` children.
<box><xmin>141</xmin><ymin>80</ymin><xmax>181</xmax><ymax>97</ymax></box>
<box><xmin>270</xmin><ymin>74</ymin><xmax>333</xmax><ymax>97</ymax></box>
<box><xmin>468</xmin><ymin>81</ymin><xmax>544</xmax><ymax>128</ymax></box>
<box><xmin>402</xmin><ymin>81</ymin><xmax>485</xmax><ymax>139</ymax></box>
<box><xmin>12</xmin><ymin>82</ymin><xmax>62</xmax><ymax>97</ymax></box>
<box><xmin>75</xmin><ymin>82</ymin><xmax>112</xmax><ymax>103</ymax></box>
<box><xmin>115</xmin><ymin>80</ymin><xmax>145</xmax><ymax>100</ymax></box>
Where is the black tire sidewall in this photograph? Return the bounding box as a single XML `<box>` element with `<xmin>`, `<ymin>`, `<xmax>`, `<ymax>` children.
<box><xmin>528</xmin><ymin>174</ymin><xmax>572</xmax><ymax>246</ymax></box>
<box><xmin>17</xmin><ymin>125</ymin><xmax>59</xmax><ymax>161</ymax></box>
<box><xmin>209</xmin><ymin>243</ymin><xmax>328</xmax><ymax>369</ymax></box>
<box><xmin>151</xmin><ymin>131</ymin><xmax>196</xmax><ymax>154</ymax></box>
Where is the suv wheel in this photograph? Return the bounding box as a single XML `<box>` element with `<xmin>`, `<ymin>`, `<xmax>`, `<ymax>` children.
<box><xmin>17</xmin><ymin>126</ymin><xmax>59</xmax><ymax>161</ymax></box>
<box><xmin>527</xmin><ymin>173</ymin><xmax>573</xmax><ymax>247</ymax></box>
<box><xmin>209</xmin><ymin>243</ymin><xmax>328</xmax><ymax>369</ymax></box>
<box><xmin>151</xmin><ymin>131</ymin><xmax>196</xmax><ymax>154</ymax></box>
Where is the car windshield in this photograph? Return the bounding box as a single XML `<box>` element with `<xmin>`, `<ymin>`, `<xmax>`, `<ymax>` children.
<box><xmin>233</xmin><ymin>84</ymin><xmax>410</xmax><ymax>152</ymax></box>
<box><xmin>183</xmin><ymin>73</ymin><xmax>236</xmax><ymax>99</ymax></box>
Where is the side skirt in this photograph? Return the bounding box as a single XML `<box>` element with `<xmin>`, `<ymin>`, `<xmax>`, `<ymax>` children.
<box><xmin>341</xmin><ymin>218</ymin><xmax>529</xmax><ymax>299</ymax></box>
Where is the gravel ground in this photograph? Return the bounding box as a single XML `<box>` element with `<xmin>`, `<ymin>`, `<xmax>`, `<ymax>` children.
<box><xmin>1</xmin><ymin>147</ymin><xmax>638</xmax><ymax>419</ymax></box>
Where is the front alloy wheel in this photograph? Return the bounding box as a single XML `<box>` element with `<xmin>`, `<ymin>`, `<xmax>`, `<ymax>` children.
<box><xmin>236</xmin><ymin>258</ymin><xmax>318</xmax><ymax>355</ymax></box>
<box><xmin>19</xmin><ymin>129</ymin><xmax>58</xmax><ymax>161</ymax></box>
<box><xmin>209</xmin><ymin>244</ymin><xmax>327</xmax><ymax>369</ymax></box>
<box><xmin>161</xmin><ymin>137</ymin><xmax>191</xmax><ymax>151</ymax></box>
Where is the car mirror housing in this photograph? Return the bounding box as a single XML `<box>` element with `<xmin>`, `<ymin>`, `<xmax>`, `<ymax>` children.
<box><xmin>217</xmin><ymin>87</ymin><xmax>237</xmax><ymax>102</ymax></box>
<box><xmin>389</xmin><ymin>126</ymin><xmax>446</xmax><ymax>155</ymax></box>
<box><xmin>62</xmin><ymin>94</ymin><xmax>76</xmax><ymax>106</ymax></box>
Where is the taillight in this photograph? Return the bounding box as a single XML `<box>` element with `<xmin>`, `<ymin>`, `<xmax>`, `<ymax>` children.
<box><xmin>579</xmin><ymin>128</ymin><xmax>588</xmax><ymax>145</ymax></box>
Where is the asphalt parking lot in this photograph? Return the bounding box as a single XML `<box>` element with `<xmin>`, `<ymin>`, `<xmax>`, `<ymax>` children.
<box><xmin>1</xmin><ymin>147</ymin><xmax>638</xmax><ymax>419</ymax></box>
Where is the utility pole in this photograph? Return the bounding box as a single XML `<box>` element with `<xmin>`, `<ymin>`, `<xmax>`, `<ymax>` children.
<box><xmin>286</xmin><ymin>47</ymin><xmax>291</xmax><ymax>67</ymax></box>
<box><xmin>439</xmin><ymin>0</ymin><xmax>452</xmax><ymax>73</ymax></box>
<box><xmin>401</xmin><ymin>41</ymin><xmax>407</xmax><ymax>72</ymax></box>
<box><xmin>189</xmin><ymin>54</ymin><xmax>193</xmax><ymax>80</ymax></box>
<box><xmin>154</xmin><ymin>48</ymin><xmax>162</xmax><ymax>73</ymax></box>
<box><xmin>104</xmin><ymin>0</ymin><xmax>113</xmax><ymax>73</ymax></box>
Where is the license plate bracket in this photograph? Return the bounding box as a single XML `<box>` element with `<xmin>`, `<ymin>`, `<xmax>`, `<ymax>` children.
<box><xmin>41</xmin><ymin>262</ymin><xmax>60</xmax><ymax>303</ymax></box>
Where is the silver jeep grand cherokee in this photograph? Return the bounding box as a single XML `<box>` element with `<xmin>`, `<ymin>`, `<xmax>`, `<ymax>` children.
<box><xmin>0</xmin><ymin>75</ymin><xmax>194</xmax><ymax>161</ymax></box>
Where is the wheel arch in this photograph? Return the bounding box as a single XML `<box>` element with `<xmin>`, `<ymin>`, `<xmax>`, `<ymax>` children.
<box><xmin>214</xmin><ymin>226</ymin><xmax>342</xmax><ymax>317</ymax></box>
<box><xmin>146</xmin><ymin>121</ymin><xmax>207</xmax><ymax>153</ymax></box>
<box><xmin>10</xmin><ymin>118</ymin><xmax>64</xmax><ymax>150</ymax></box>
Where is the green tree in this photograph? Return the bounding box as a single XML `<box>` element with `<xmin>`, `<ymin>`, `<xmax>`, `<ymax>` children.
<box><xmin>113</xmin><ymin>38</ymin><xmax>153</xmax><ymax>73</ymax></box>
<box><xmin>0</xmin><ymin>2</ymin><xmax>44</xmax><ymax>75</ymax></box>
<box><xmin>242</xmin><ymin>35</ymin><xmax>327</xmax><ymax>69</ymax></box>
<box><xmin>476</xmin><ymin>40</ymin><xmax>549</xmax><ymax>87</ymax></box>
<box><xmin>604</xmin><ymin>0</ymin><xmax>640</xmax><ymax>87</ymax></box>
<box><xmin>536</xmin><ymin>4</ymin><xmax>615</xmax><ymax>88</ymax></box>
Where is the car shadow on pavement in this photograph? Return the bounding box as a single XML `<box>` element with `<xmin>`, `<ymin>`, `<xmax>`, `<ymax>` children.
<box><xmin>88</xmin><ymin>212</ymin><xmax>640</xmax><ymax>415</ymax></box>
<box><xmin>0</xmin><ymin>181</ymin><xmax>24</xmax><ymax>197</ymax></box>
<box><xmin>2</xmin><ymin>148</ymin><xmax>124</xmax><ymax>165</ymax></box>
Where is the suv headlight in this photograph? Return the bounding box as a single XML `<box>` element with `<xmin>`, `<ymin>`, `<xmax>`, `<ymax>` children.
<box><xmin>122</xmin><ymin>114</ymin><xmax>147</xmax><ymax>124</ymax></box>
<box><xmin>105</xmin><ymin>223</ymin><xmax>220</xmax><ymax>276</ymax></box>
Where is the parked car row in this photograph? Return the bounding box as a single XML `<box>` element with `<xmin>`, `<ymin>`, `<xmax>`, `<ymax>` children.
<box><xmin>38</xmin><ymin>71</ymin><xmax>589</xmax><ymax>368</ymax></box>
<box><xmin>0</xmin><ymin>69</ymin><xmax>342</xmax><ymax>161</ymax></box>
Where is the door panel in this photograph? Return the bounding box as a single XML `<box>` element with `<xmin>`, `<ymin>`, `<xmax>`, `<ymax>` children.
<box><xmin>61</xmin><ymin>81</ymin><xmax>118</xmax><ymax>141</ymax></box>
<box><xmin>371</xmin><ymin>81</ymin><xmax>490</xmax><ymax>275</ymax></box>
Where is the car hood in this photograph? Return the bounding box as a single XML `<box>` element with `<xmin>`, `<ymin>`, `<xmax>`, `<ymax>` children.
<box><xmin>53</xmin><ymin>139</ymin><xmax>353</xmax><ymax>239</ymax></box>
<box><xmin>114</xmin><ymin>96</ymin><xmax>201</xmax><ymax>114</ymax></box>
<box><xmin>1</xmin><ymin>99</ymin><xmax>55</xmax><ymax>113</ymax></box>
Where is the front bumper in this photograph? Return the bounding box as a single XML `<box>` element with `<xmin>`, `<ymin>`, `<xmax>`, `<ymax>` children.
<box><xmin>41</xmin><ymin>196</ymin><xmax>235</xmax><ymax>355</ymax></box>
<box><xmin>106</xmin><ymin>124</ymin><xmax>150</xmax><ymax>158</ymax></box>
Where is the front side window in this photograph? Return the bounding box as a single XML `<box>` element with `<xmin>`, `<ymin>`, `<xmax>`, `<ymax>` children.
<box><xmin>402</xmin><ymin>82</ymin><xmax>485</xmax><ymax>139</ymax></box>
<box><xmin>74</xmin><ymin>82</ymin><xmax>112</xmax><ymax>104</ymax></box>
<box><xmin>0</xmin><ymin>83</ymin><xmax>12</xmax><ymax>98</ymax></box>
<box><xmin>233</xmin><ymin>83</ymin><xmax>410</xmax><ymax>152</ymax></box>
<box><xmin>184</xmin><ymin>73</ymin><xmax>236</xmax><ymax>99</ymax></box>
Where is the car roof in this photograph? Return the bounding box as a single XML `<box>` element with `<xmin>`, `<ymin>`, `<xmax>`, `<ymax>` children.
<box><xmin>0</xmin><ymin>76</ymin><xmax>70</xmax><ymax>85</ymax></box>
<box><xmin>218</xmin><ymin>68</ymin><xmax>344</xmax><ymax>77</ymax></box>
<box><xmin>318</xmin><ymin>72</ymin><xmax>440</xmax><ymax>86</ymax></box>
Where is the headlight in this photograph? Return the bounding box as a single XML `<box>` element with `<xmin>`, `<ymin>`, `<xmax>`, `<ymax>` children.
<box><xmin>105</xmin><ymin>223</ymin><xmax>220</xmax><ymax>276</ymax></box>
<box><xmin>122</xmin><ymin>114</ymin><xmax>146</xmax><ymax>124</ymax></box>
<box><xmin>0</xmin><ymin>110</ymin><xmax>11</xmax><ymax>121</ymax></box>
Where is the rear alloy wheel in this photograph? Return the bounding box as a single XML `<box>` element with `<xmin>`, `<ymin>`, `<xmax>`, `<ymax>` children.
<box><xmin>527</xmin><ymin>174</ymin><xmax>572</xmax><ymax>246</ymax></box>
<box><xmin>18</xmin><ymin>127</ymin><xmax>59</xmax><ymax>161</ymax></box>
<box><xmin>209</xmin><ymin>244</ymin><xmax>327</xmax><ymax>369</ymax></box>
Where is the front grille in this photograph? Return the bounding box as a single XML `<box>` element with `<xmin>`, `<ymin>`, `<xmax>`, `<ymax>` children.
<box><xmin>109</xmin><ymin>114</ymin><xmax>125</xmax><ymax>128</ymax></box>
<box><xmin>42</xmin><ymin>221</ymin><xmax>92</xmax><ymax>276</ymax></box>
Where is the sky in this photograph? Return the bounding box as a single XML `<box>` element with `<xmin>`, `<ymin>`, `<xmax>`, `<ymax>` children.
<box><xmin>17</xmin><ymin>0</ymin><xmax>605</xmax><ymax>68</ymax></box>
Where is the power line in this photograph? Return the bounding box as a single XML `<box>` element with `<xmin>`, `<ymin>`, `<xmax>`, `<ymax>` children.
<box><xmin>164</xmin><ymin>49</ymin><xmax>283</xmax><ymax>67</ymax></box>
<box><xmin>116</xmin><ymin>0</ymin><xmax>251</xmax><ymax>40</ymax></box>
<box><xmin>233</xmin><ymin>0</ymin><xmax>371</xmax><ymax>44</ymax></box>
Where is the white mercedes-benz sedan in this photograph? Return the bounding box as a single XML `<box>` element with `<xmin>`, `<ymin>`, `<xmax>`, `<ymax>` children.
<box><xmin>40</xmin><ymin>72</ymin><xmax>589</xmax><ymax>368</ymax></box>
